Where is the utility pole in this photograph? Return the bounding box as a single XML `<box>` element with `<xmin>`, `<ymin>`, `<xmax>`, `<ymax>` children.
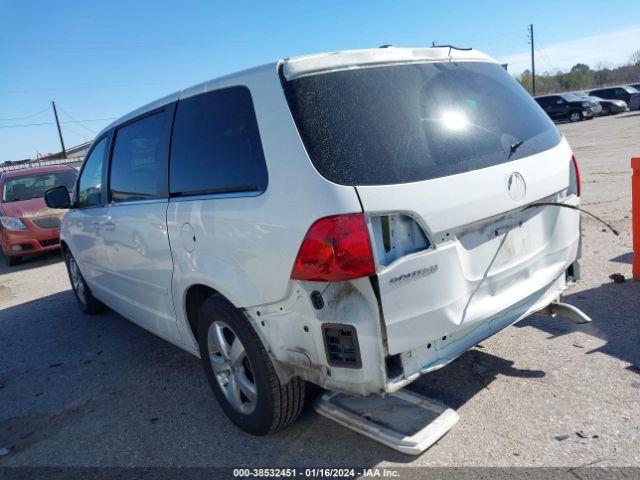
<box><xmin>528</xmin><ymin>24</ymin><xmax>536</xmax><ymax>96</ymax></box>
<box><xmin>51</xmin><ymin>101</ymin><xmax>67</xmax><ymax>158</ymax></box>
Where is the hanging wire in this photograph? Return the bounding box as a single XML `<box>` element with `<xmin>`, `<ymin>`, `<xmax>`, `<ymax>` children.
<box><xmin>56</xmin><ymin>105</ymin><xmax>97</xmax><ymax>134</ymax></box>
<box><xmin>0</xmin><ymin>107</ymin><xmax>50</xmax><ymax>122</ymax></box>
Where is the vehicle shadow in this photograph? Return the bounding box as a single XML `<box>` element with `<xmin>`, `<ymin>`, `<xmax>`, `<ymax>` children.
<box><xmin>615</xmin><ymin>112</ymin><xmax>640</xmax><ymax>119</ymax></box>
<box><xmin>516</xmin><ymin>280</ymin><xmax>640</xmax><ymax>373</ymax></box>
<box><xmin>0</xmin><ymin>250</ymin><xmax>63</xmax><ymax>275</ymax></box>
<box><xmin>609</xmin><ymin>251</ymin><xmax>632</xmax><ymax>264</ymax></box>
<box><xmin>406</xmin><ymin>348</ymin><xmax>544</xmax><ymax>411</ymax></box>
<box><xmin>0</xmin><ymin>290</ymin><xmax>546</xmax><ymax>467</ymax></box>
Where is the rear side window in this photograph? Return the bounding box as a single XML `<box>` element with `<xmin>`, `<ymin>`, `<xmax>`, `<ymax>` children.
<box><xmin>77</xmin><ymin>136</ymin><xmax>108</xmax><ymax>208</ymax></box>
<box><xmin>109</xmin><ymin>110</ymin><xmax>170</xmax><ymax>202</ymax></box>
<box><xmin>283</xmin><ymin>62</ymin><xmax>561</xmax><ymax>186</ymax></box>
<box><xmin>169</xmin><ymin>86</ymin><xmax>268</xmax><ymax>196</ymax></box>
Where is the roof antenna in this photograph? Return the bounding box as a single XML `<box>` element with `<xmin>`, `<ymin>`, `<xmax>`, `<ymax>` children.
<box><xmin>379</xmin><ymin>44</ymin><xmax>393</xmax><ymax>48</ymax></box>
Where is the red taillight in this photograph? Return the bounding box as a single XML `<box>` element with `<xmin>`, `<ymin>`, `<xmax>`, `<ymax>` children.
<box><xmin>291</xmin><ymin>213</ymin><xmax>375</xmax><ymax>282</ymax></box>
<box><xmin>571</xmin><ymin>154</ymin><xmax>581</xmax><ymax>197</ymax></box>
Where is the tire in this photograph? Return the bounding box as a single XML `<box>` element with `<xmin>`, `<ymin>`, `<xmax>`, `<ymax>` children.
<box><xmin>197</xmin><ymin>295</ymin><xmax>305</xmax><ymax>435</ymax></box>
<box><xmin>63</xmin><ymin>249</ymin><xmax>105</xmax><ymax>314</ymax></box>
<box><xmin>568</xmin><ymin>110</ymin><xmax>582</xmax><ymax>122</ymax></box>
<box><xmin>5</xmin><ymin>254</ymin><xmax>21</xmax><ymax>267</ymax></box>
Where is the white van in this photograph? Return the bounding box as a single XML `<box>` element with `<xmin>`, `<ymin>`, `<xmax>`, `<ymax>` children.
<box><xmin>46</xmin><ymin>47</ymin><xmax>583</xmax><ymax>435</ymax></box>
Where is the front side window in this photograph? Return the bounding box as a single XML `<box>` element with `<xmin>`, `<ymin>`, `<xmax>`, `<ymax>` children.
<box><xmin>2</xmin><ymin>170</ymin><xmax>77</xmax><ymax>203</ymax></box>
<box><xmin>169</xmin><ymin>86</ymin><xmax>268</xmax><ymax>196</ymax></box>
<box><xmin>77</xmin><ymin>137</ymin><xmax>108</xmax><ymax>208</ymax></box>
<box><xmin>284</xmin><ymin>61</ymin><xmax>562</xmax><ymax>186</ymax></box>
<box><xmin>110</xmin><ymin>112</ymin><xmax>167</xmax><ymax>202</ymax></box>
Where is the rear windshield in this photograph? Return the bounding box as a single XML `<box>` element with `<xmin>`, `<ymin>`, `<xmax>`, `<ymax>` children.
<box><xmin>283</xmin><ymin>61</ymin><xmax>561</xmax><ymax>185</ymax></box>
<box><xmin>2</xmin><ymin>170</ymin><xmax>77</xmax><ymax>202</ymax></box>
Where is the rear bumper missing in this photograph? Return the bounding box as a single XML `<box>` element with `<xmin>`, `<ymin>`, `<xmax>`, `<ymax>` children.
<box><xmin>249</xmin><ymin>266</ymin><xmax>581</xmax><ymax>398</ymax></box>
<box><xmin>384</xmin><ymin>271</ymin><xmax>573</xmax><ymax>393</ymax></box>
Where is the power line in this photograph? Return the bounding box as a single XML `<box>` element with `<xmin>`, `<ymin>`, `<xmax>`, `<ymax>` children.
<box><xmin>0</xmin><ymin>118</ymin><xmax>116</xmax><ymax>129</ymax></box>
<box><xmin>0</xmin><ymin>80</ymin><xmax>183</xmax><ymax>95</ymax></box>
<box><xmin>56</xmin><ymin>105</ymin><xmax>97</xmax><ymax>134</ymax></box>
<box><xmin>0</xmin><ymin>39</ymin><xmax>253</xmax><ymax>51</ymax></box>
<box><xmin>61</xmin><ymin>123</ymin><xmax>91</xmax><ymax>141</ymax></box>
<box><xmin>0</xmin><ymin>107</ymin><xmax>50</xmax><ymax>121</ymax></box>
<box><xmin>535</xmin><ymin>32</ymin><xmax>561</xmax><ymax>73</ymax></box>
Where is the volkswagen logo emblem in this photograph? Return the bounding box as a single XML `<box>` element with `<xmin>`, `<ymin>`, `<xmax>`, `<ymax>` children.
<box><xmin>507</xmin><ymin>172</ymin><xmax>526</xmax><ymax>202</ymax></box>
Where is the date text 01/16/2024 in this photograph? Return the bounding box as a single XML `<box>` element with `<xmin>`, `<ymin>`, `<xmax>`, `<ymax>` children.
<box><xmin>232</xmin><ymin>468</ymin><xmax>399</xmax><ymax>478</ymax></box>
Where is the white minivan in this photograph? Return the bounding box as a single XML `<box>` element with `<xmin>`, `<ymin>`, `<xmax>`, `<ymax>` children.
<box><xmin>46</xmin><ymin>47</ymin><xmax>584</xmax><ymax>435</ymax></box>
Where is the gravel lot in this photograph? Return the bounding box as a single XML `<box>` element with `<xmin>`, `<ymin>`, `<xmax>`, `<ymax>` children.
<box><xmin>0</xmin><ymin>112</ymin><xmax>639</xmax><ymax>471</ymax></box>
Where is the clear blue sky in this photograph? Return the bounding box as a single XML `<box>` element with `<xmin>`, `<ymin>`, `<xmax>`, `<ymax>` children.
<box><xmin>2</xmin><ymin>0</ymin><xmax>639</xmax><ymax>160</ymax></box>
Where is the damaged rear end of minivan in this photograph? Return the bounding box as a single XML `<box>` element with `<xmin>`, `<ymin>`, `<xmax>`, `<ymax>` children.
<box><xmin>263</xmin><ymin>48</ymin><xmax>583</xmax><ymax>396</ymax></box>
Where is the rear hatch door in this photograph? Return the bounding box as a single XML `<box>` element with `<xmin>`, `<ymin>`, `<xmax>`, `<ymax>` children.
<box><xmin>357</xmin><ymin>140</ymin><xmax>578</xmax><ymax>354</ymax></box>
<box><xmin>282</xmin><ymin>58</ymin><xmax>580</xmax><ymax>355</ymax></box>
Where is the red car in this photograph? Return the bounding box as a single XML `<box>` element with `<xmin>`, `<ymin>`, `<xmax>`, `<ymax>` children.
<box><xmin>0</xmin><ymin>165</ymin><xmax>77</xmax><ymax>266</ymax></box>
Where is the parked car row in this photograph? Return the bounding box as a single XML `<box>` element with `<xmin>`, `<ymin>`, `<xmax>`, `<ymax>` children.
<box><xmin>535</xmin><ymin>83</ymin><xmax>639</xmax><ymax>122</ymax></box>
<box><xmin>573</xmin><ymin>92</ymin><xmax>627</xmax><ymax>116</ymax></box>
<box><xmin>589</xmin><ymin>85</ymin><xmax>640</xmax><ymax>111</ymax></box>
<box><xmin>534</xmin><ymin>93</ymin><xmax>595</xmax><ymax>122</ymax></box>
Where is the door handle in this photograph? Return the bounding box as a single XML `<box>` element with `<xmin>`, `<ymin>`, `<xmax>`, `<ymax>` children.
<box><xmin>102</xmin><ymin>220</ymin><xmax>115</xmax><ymax>231</ymax></box>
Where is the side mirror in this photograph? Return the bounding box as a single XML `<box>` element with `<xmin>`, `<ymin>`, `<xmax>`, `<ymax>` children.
<box><xmin>45</xmin><ymin>185</ymin><xmax>71</xmax><ymax>209</ymax></box>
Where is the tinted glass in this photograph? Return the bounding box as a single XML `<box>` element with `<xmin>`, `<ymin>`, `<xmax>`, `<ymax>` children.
<box><xmin>170</xmin><ymin>86</ymin><xmax>268</xmax><ymax>196</ymax></box>
<box><xmin>110</xmin><ymin>112</ymin><xmax>166</xmax><ymax>202</ymax></box>
<box><xmin>2</xmin><ymin>170</ymin><xmax>76</xmax><ymax>202</ymax></box>
<box><xmin>77</xmin><ymin>137</ymin><xmax>107</xmax><ymax>208</ymax></box>
<box><xmin>284</xmin><ymin>62</ymin><xmax>561</xmax><ymax>186</ymax></box>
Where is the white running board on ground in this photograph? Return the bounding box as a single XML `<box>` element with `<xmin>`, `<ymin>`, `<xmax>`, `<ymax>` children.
<box><xmin>313</xmin><ymin>389</ymin><xmax>459</xmax><ymax>455</ymax></box>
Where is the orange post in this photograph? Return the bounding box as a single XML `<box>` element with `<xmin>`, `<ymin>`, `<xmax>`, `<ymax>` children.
<box><xmin>633</xmin><ymin>157</ymin><xmax>640</xmax><ymax>280</ymax></box>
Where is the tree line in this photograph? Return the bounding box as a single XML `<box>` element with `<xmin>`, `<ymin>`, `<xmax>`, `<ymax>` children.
<box><xmin>516</xmin><ymin>50</ymin><xmax>640</xmax><ymax>95</ymax></box>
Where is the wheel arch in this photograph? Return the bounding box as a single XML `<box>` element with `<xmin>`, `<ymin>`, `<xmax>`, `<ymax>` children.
<box><xmin>184</xmin><ymin>283</ymin><xmax>220</xmax><ymax>344</ymax></box>
<box><xmin>182</xmin><ymin>282</ymin><xmax>295</xmax><ymax>384</ymax></box>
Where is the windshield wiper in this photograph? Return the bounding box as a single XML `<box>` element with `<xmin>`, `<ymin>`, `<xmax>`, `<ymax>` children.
<box><xmin>508</xmin><ymin>140</ymin><xmax>525</xmax><ymax>160</ymax></box>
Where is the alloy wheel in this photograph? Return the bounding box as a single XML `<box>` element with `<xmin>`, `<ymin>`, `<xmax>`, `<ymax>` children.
<box><xmin>68</xmin><ymin>257</ymin><xmax>86</xmax><ymax>306</ymax></box>
<box><xmin>207</xmin><ymin>320</ymin><xmax>257</xmax><ymax>414</ymax></box>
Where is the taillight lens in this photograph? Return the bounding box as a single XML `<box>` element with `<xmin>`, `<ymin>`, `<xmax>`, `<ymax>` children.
<box><xmin>569</xmin><ymin>154</ymin><xmax>581</xmax><ymax>197</ymax></box>
<box><xmin>291</xmin><ymin>213</ymin><xmax>375</xmax><ymax>282</ymax></box>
